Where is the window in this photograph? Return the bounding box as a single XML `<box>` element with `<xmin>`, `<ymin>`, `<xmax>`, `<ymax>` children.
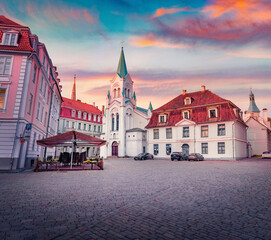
<box><xmin>183</xmin><ymin>127</ymin><xmax>189</xmax><ymax>138</ymax></box>
<box><xmin>118</xmin><ymin>88</ymin><xmax>120</xmax><ymax>97</ymax></box>
<box><xmin>98</xmin><ymin>115</ymin><xmax>101</xmax><ymax>122</ymax></box>
<box><xmin>88</xmin><ymin>125</ymin><xmax>91</xmax><ymax>131</ymax></box>
<box><xmin>116</xmin><ymin>113</ymin><xmax>119</xmax><ymax>131</ymax></box>
<box><xmin>154</xmin><ymin>144</ymin><xmax>159</xmax><ymax>155</ymax></box>
<box><xmin>40</xmin><ymin>106</ymin><xmax>44</xmax><ymax>123</ymax></box>
<box><xmin>166</xmin><ymin>128</ymin><xmax>172</xmax><ymax>139</ymax></box>
<box><xmin>128</xmin><ymin>89</ymin><xmax>130</xmax><ymax>98</ymax></box>
<box><xmin>44</xmin><ymin>112</ymin><xmax>47</xmax><ymax>126</ymax></box>
<box><xmin>43</xmin><ymin>83</ymin><xmax>47</xmax><ymax>97</ymax></box>
<box><xmin>98</xmin><ymin>126</ymin><xmax>100</xmax><ymax>132</ymax></box>
<box><xmin>78</xmin><ymin>123</ymin><xmax>81</xmax><ymax>130</ymax></box>
<box><xmin>72</xmin><ymin>110</ymin><xmax>76</xmax><ymax>118</ymax></box>
<box><xmin>66</xmin><ymin>121</ymin><xmax>69</xmax><ymax>128</ymax></box>
<box><xmin>184</xmin><ymin>97</ymin><xmax>191</xmax><ymax>105</ymax></box>
<box><xmin>43</xmin><ymin>55</ymin><xmax>46</xmax><ymax>66</ymax></box>
<box><xmin>209</xmin><ymin>108</ymin><xmax>217</xmax><ymax>118</ymax></box>
<box><xmin>32</xmin><ymin>65</ymin><xmax>37</xmax><ymax>83</ymax></box>
<box><xmin>153</xmin><ymin>129</ymin><xmax>159</xmax><ymax>139</ymax></box>
<box><xmin>218</xmin><ymin>124</ymin><xmax>225</xmax><ymax>136</ymax></box>
<box><xmin>218</xmin><ymin>142</ymin><xmax>225</xmax><ymax>154</ymax></box>
<box><xmin>83</xmin><ymin>112</ymin><xmax>87</xmax><ymax>120</ymax></box>
<box><xmin>201</xmin><ymin>125</ymin><xmax>208</xmax><ymax>137</ymax></box>
<box><xmin>114</xmin><ymin>89</ymin><xmax>116</xmax><ymax>98</ymax></box>
<box><xmin>93</xmin><ymin>115</ymin><xmax>97</xmax><ymax>121</ymax></box>
<box><xmin>27</xmin><ymin>93</ymin><xmax>33</xmax><ymax>114</ymax></box>
<box><xmin>84</xmin><ymin>124</ymin><xmax>86</xmax><ymax>130</ymax></box>
<box><xmin>0</xmin><ymin>56</ymin><xmax>12</xmax><ymax>75</ymax></box>
<box><xmin>112</xmin><ymin>114</ymin><xmax>115</xmax><ymax>131</ymax></box>
<box><xmin>94</xmin><ymin>125</ymin><xmax>96</xmax><ymax>132</ymax></box>
<box><xmin>36</xmin><ymin>102</ymin><xmax>40</xmax><ymax>120</ymax></box>
<box><xmin>72</xmin><ymin>122</ymin><xmax>75</xmax><ymax>129</ymax></box>
<box><xmin>166</xmin><ymin>144</ymin><xmax>171</xmax><ymax>155</ymax></box>
<box><xmin>40</xmin><ymin>77</ymin><xmax>44</xmax><ymax>92</ymax></box>
<box><xmin>159</xmin><ymin>114</ymin><xmax>167</xmax><ymax>123</ymax></box>
<box><xmin>0</xmin><ymin>88</ymin><xmax>7</xmax><ymax>110</ymax></box>
<box><xmin>2</xmin><ymin>33</ymin><xmax>17</xmax><ymax>46</ymax></box>
<box><xmin>88</xmin><ymin>113</ymin><xmax>91</xmax><ymax>121</ymax></box>
<box><xmin>183</xmin><ymin>111</ymin><xmax>189</xmax><ymax>119</ymax></box>
<box><xmin>78</xmin><ymin>111</ymin><xmax>81</xmax><ymax>118</ymax></box>
<box><xmin>201</xmin><ymin>143</ymin><xmax>208</xmax><ymax>154</ymax></box>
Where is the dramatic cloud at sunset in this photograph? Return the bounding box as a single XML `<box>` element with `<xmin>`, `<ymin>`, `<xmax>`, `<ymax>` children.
<box><xmin>151</xmin><ymin>7</ymin><xmax>188</xmax><ymax>19</ymax></box>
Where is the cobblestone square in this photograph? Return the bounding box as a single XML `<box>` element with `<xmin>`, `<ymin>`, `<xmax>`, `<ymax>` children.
<box><xmin>1</xmin><ymin>158</ymin><xmax>271</xmax><ymax>240</ymax></box>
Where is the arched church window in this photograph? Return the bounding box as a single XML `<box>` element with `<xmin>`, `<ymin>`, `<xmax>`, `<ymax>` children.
<box><xmin>118</xmin><ymin>88</ymin><xmax>120</xmax><ymax>97</ymax></box>
<box><xmin>116</xmin><ymin>113</ymin><xmax>119</xmax><ymax>131</ymax></box>
<box><xmin>128</xmin><ymin>89</ymin><xmax>130</xmax><ymax>98</ymax></box>
<box><xmin>112</xmin><ymin>114</ymin><xmax>115</xmax><ymax>131</ymax></box>
<box><xmin>114</xmin><ymin>89</ymin><xmax>116</xmax><ymax>98</ymax></box>
<box><xmin>125</xmin><ymin>88</ymin><xmax>127</xmax><ymax>97</ymax></box>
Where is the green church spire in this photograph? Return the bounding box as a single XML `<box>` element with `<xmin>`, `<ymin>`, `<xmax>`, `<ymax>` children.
<box><xmin>148</xmin><ymin>102</ymin><xmax>153</xmax><ymax>111</ymax></box>
<box><xmin>117</xmin><ymin>47</ymin><xmax>128</xmax><ymax>78</ymax></box>
<box><xmin>247</xmin><ymin>89</ymin><xmax>260</xmax><ymax>113</ymax></box>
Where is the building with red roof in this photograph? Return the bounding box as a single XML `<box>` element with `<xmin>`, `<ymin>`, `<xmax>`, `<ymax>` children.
<box><xmin>146</xmin><ymin>86</ymin><xmax>248</xmax><ymax>160</ymax></box>
<box><xmin>58</xmin><ymin>76</ymin><xmax>103</xmax><ymax>157</ymax></box>
<box><xmin>0</xmin><ymin>16</ymin><xmax>62</xmax><ymax>170</ymax></box>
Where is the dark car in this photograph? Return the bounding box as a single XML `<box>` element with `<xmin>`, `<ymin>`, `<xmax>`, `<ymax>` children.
<box><xmin>171</xmin><ymin>152</ymin><xmax>188</xmax><ymax>161</ymax></box>
<box><xmin>188</xmin><ymin>153</ymin><xmax>204</xmax><ymax>161</ymax></box>
<box><xmin>134</xmin><ymin>153</ymin><xmax>154</xmax><ymax>160</ymax></box>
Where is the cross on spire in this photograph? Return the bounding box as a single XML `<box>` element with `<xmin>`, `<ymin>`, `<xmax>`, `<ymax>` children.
<box><xmin>121</xmin><ymin>40</ymin><xmax>125</xmax><ymax>48</ymax></box>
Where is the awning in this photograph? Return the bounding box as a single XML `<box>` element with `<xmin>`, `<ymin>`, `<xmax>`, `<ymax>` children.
<box><xmin>37</xmin><ymin>131</ymin><xmax>106</xmax><ymax>148</ymax></box>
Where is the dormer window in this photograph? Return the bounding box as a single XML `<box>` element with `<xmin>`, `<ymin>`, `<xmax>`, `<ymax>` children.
<box><xmin>72</xmin><ymin>110</ymin><xmax>76</xmax><ymax>118</ymax></box>
<box><xmin>159</xmin><ymin>113</ymin><xmax>168</xmax><ymax>123</ymax></box>
<box><xmin>83</xmin><ymin>112</ymin><xmax>87</xmax><ymax>120</ymax></box>
<box><xmin>183</xmin><ymin>110</ymin><xmax>190</xmax><ymax>119</ymax></box>
<box><xmin>1</xmin><ymin>31</ymin><xmax>18</xmax><ymax>46</ymax></box>
<box><xmin>88</xmin><ymin>113</ymin><xmax>91</xmax><ymax>121</ymax></box>
<box><xmin>184</xmin><ymin>97</ymin><xmax>191</xmax><ymax>105</ymax></box>
<box><xmin>78</xmin><ymin>111</ymin><xmax>81</xmax><ymax>118</ymax></box>
<box><xmin>209</xmin><ymin>108</ymin><xmax>217</xmax><ymax>118</ymax></box>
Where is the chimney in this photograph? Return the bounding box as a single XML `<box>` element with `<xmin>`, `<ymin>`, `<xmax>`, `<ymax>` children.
<box><xmin>263</xmin><ymin>108</ymin><xmax>268</xmax><ymax>125</ymax></box>
<box><xmin>93</xmin><ymin>102</ymin><xmax>95</xmax><ymax>107</ymax></box>
<box><xmin>182</xmin><ymin>90</ymin><xmax>187</xmax><ymax>95</ymax></box>
<box><xmin>201</xmin><ymin>85</ymin><xmax>206</xmax><ymax>92</ymax></box>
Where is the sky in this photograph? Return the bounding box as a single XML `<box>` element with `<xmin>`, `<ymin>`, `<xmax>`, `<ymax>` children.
<box><xmin>1</xmin><ymin>0</ymin><xmax>271</xmax><ymax>116</ymax></box>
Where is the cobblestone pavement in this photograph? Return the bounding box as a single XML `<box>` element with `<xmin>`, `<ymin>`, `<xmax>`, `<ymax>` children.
<box><xmin>1</xmin><ymin>158</ymin><xmax>271</xmax><ymax>240</ymax></box>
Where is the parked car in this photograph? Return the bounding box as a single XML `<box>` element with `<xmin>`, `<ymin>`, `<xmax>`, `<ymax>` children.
<box><xmin>171</xmin><ymin>152</ymin><xmax>188</xmax><ymax>161</ymax></box>
<box><xmin>134</xmin><ymin>153</ymin><xmax>154</xmax><ymax>160</ymax></box>
<box><xmin>262</xmin><ymin>151</ymin><xmax>271</xmax><ymax>159</ymax></box>
<box><xmin>188</xmin><ymin>153</ymin><xmax>204</xmax><ymax>161</ymax></box>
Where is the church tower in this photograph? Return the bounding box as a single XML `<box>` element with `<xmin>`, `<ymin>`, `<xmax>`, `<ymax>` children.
<box><xmin>101</xmin><ymin>46</ymin><xmax>150</xmax><ymax>158</ymax></box>
<box><xmin>246</xmin><ymin>89</ymin><xmax>260</xmax><ymax>118</ymax></box>
<box><xmin>71</xmin><ymin>74</ymin><xmax>76</xmax><ymax>101</ymax></box>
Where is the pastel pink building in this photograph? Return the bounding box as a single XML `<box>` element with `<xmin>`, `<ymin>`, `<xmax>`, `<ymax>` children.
<box><xmin>0</xmin><ymin>16</ymin><xmax>62</xmax><ymax>170</ymax></box>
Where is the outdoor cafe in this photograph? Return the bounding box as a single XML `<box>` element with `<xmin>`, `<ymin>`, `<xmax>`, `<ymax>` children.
<box><xmin>36</xmin><ymin>131</ymin><xmax>106</xmax><ymax>171</ymax></box>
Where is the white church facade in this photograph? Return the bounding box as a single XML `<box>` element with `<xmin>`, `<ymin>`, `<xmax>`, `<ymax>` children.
<box><xmin>100</xmin><ymin>47</ymin><xmax>152</xmax><ymax>158</ymax></box>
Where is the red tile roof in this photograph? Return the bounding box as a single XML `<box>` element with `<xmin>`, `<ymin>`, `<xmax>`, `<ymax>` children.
<box><xmin>61</xmin><ymin>97</ymin><xmax>102</xmax><ymax>115</ymax></box>
<box><xmin>0</xmin><ymin>16</ymin><xmax>35</xmax><ymax>52</ymax></box>
<box><xmin>146</xmin><ymin>90</ymin><xmax>243</xmax><ymax>128</ymax></box>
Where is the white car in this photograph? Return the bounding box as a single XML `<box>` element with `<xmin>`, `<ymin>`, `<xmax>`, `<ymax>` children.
<box><xmin>262</xmin><ymin>151</ymin><xmax>271</xmax><ymax>159</ymax></box>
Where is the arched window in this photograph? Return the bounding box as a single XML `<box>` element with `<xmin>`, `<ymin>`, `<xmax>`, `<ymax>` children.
<box><xmin>118</xmin><ymin>88</ymin><xmax>120</xmax><ymax>97</ymax></box>
<box><xmin>114</xmin><ymin>89</ymin><xmax>116</xmax><ymax>98</ymax></box>
<box><xmin>112</xmin><ymin>114</ymin><xmax>115</xmax><ymax>131</ymax></box>
<box><xmin>128</xmin><ymin>89</ymin><xmax>130</xmax><ymax>98</ymax></box>
<box><xmin>125</xmin><ymin>88</ymin><xmax>127</xmax><ymax>97</ymax></box>
<box><xmin>116</xmin><ymin>113</ymin><xmax>119</xmax><ymax>131</ymax></box>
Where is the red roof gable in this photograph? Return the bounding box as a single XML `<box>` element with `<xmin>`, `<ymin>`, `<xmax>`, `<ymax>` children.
<box><xmin>146</xmin><ymin>90</ymin><xmax>243</xmax><ymax>128</ymax></box>
<box><xmin>0</xmin><ymin>16</ymin><xmax>35</xmax><ymax>52</ymax></box>
<box><xmin>61</xmin><ymin>97</ymin><xmax>102</xmax><ymax>115</ymax></box>
<box><xmin>155</xmin><ymin>90</ymin><xmax>227</xmax><ymax>111</ymax></box>
<box><xmin>0</xmin><ymin>16</ymin><xmax>24</xmax><ymax>27</ymax></box>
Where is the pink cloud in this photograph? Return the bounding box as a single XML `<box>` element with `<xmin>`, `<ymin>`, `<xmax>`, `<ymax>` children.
<box><xmin>151</xmin><ymin>7</ymin><xmax>189</xmax><ymax>19</ymax></box>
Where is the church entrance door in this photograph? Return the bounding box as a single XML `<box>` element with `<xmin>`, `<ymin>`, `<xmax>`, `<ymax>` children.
<box><xmin>112</xmin><ymin>141</ymin><xmax>118</xmax><ymax>156</ymax></box>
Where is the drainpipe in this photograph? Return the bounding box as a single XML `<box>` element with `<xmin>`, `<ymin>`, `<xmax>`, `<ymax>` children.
<box><xmin>232</xmin><ymin>121</ymin><xmax>235</xmax><ymax>160</ymax></box>
<box><xmin>194</xmin><ymin>125</ymin><xmax>196</xmax><ymax>153</ymax></box>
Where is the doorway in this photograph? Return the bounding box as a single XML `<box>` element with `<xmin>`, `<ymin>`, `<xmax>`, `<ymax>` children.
<box><xmin>112</xmin><ymin>141</ymin><xmax>118</xmax><ymax>156</ymax></box>
<box><xmin>182</xmin><ymin>144</ymin><xmax>189</xmax><ymax>155</ymax></box>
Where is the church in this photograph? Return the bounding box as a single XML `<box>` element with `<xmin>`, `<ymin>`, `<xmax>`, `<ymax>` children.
<box><xmin>100</xmin><ymin>47</ymin><xmax>152</xmax><ymax>158</ymax></box>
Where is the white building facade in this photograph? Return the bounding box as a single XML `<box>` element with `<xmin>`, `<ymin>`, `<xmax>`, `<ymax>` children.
<box><xmin>146</xmin><ymin>86</ymin><xmax>248</xmax><ymax>160</ymax></box>
<box><xmin>100</xmin><ymin>47</ymin><xmax>151</xmax><ymax>158</ymax></box>
<box><xmin>244</xmin><ymin>90</ymin><xmax>271</xmax><ymax>156</ymax></box>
